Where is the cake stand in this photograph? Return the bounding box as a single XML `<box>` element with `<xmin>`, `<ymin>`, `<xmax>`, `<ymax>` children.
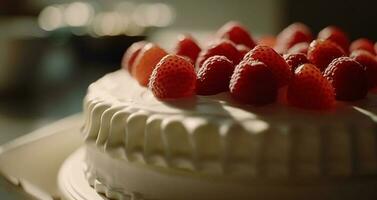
<box><xmin>58</xmin><ymin>147</ymin><xmax>113</xmax><ymax>200</ymax></box>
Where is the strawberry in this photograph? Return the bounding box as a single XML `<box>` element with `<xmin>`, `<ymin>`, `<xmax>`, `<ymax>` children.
<box><xmin>243</xmin><ymin>45</ymin><xmax>291</xmax><ymax>87</ymax></box>
<box><xmin>174</xmin><ymin>34</ymin><xmax>201</xmax><ymax>64</ymax></box>
<box><xmin>324</xmin><ymin>57</ymin><xmax>368</xmax><ymax>101</ymax></box>
<box><xmin>217</xmin><ymin>21</ymin><xmax>256</xmax><ymax>48</ymax></box>
<box><xmin>284</xmin><ymin>53</ymin><xmax>309</xmax><ymax>72</ymax></box>
<box><xmin>287</xmin><ymin>42</ymin><xmax>309</xmax><ymax>54</ymax></box>
<box><xmin>350</xmin><ymin>50</ymin><xmax>377</xmax><ymax>88</ymax></box>
<box><xmin>236</xmin><ymin>44</ymin><xmax>251</xmax><ymax>58</ymax></box>
<box><xmin>274</xmin><ymin>22</ymin><xmax>312</xmax><ymax>54</ymax></box>
<box><xmin>229</xmin><ymin>60</ymin><xmax>277</xmax><ymax>105</ymax></box>
<box><xmin>350</xmin><ymin>38</ymin><xmax>376</xmax><ymax>55</ymax></box>
<box><xmin>121</xmin><ymin>41</ymin><xmax>147</xmax><ymax>73</ymax></box>
<box><xmin>196</xmin><ymin>39</ymin><xmax>241</xmax><ymax>69</ymax></box>
<box><xmin>317</xmin><ymin>26</ymin><xmax>350</xmax><ymax>53</ymax></box>
<box><xmin>149</xmin><ymin>55</ymin><xmax>196</xmax><ymax>99</ymax></box>
<box><xmin>287</xmin><ymin>63</ymin><xmax>335</xmax><ymax>109</ymax></box>
<box><xmin>257</xmin><ymin>35</ymin><xmax>276</xmax><ymax>48</ymax></box>
<box><xmin>307</xmin><ymin>39</ymin><xmax>346</xmax><ymax>71</ymax></box>
<box><xmin>132</xmin><ymin>43</ymin><xmax>167</xmax><ymax>86</ymax></box>
<box><xmin>196</xmin><ymin>56</ymin><xmax>235</xmax><ymax>95</ymax></box>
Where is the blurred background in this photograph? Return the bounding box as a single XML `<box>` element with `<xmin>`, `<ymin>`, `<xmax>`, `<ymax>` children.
<box><xmin>0</xmin><ymin>0</ymin><xmax>376</xmax><ymax>145</ymax></box>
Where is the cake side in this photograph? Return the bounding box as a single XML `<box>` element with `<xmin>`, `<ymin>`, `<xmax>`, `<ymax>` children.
<box><xmin>81</xmin><ymin>70</ymin><xmax>377</xmax><ymax>177</ymax></box>
<box><xmin>82</xmin><ymin>144</ymin><xmax>377</xmax><ymax>200</ymax></box>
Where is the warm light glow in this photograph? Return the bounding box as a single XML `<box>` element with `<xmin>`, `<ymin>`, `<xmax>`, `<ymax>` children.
<box><xmin>132</xmin><ymin>3</ymin><xmax>174</xmax><ymax>27</ymax></box>
<box><xmin>38</xmin><ymin>5</ymin><xmax>64</xmax><ymax>31</ymax></box>
<box><xmin>153</xmin><ymin>3</ymin><xmax>175</xmax><ymax>27</ymax></box>
<box><xmin>93</xmin><ymin>12</ymin><xmax>123</xmax><ymax>36</ymax></box>
<box><xmin>64</xmin><ymin>2</ymin><xmax>93</xmax><ymax>27</ymax></box>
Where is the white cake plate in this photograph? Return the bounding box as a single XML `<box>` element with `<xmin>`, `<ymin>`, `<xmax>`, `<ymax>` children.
<box><xmin>0</xmin><ymin>114</ymin><xmax>93</xmax><ymax>200</ymax></box>
<box><xmin>58</xmin><ymin>147</ymin><xmax>112</xmax><ymax>200</ymax></box>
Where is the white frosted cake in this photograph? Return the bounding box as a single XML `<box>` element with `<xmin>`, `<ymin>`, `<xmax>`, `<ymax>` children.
<box><xmin>58</xmin><ymin>21</ymin><xmax>377</xmax><ymax>200</ymax></box>
<box><xmin>74</xmin><ymin>70</ymin><xmax>377</xmax><ymax>200</ymax></box>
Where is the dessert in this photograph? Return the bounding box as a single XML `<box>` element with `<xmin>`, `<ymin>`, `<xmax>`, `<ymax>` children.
<box><xmin>59</xmin><ymin>21</ymin><xmax>377</xmax><ymax>200</ymax></box>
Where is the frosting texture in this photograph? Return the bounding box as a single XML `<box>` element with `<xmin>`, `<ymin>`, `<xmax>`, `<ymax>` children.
<box><xmin>82</xmin><ymin>70</ymin><xmax>377</xmax><ymax>176</ymax></box>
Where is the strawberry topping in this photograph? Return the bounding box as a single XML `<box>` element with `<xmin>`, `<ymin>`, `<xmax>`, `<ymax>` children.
<box><xmin>307</xmin><ymin>39</ymin><xmax>346</xmax><ymax>71</ymax></box>
<box><xmin>197</xmin><ymin>56</ymin><xmax>235</xmax><ymax>95</ymax></box>
<box><xmin>243</xmin><ymin>45</ymin><xmax>291</xmax><ymax>87</ymax></box>
<box><xmin>230</xmin><ymin>60</ymin><xmax>278</xmax><ymax>105</ymax></box>
<box><xmin>287</xmin><ymin>63</ymin><xmax>335</xmax><ymax>109</ymax></box>
<box><xmin>324</xmin><ymin>57</ymin><xmax>368</xmax><ymax>101</ymax></box>
<box><xmin>149</xmin><ymin>55</ymin><xmax>197</xmax><ymax>99</ymax></box>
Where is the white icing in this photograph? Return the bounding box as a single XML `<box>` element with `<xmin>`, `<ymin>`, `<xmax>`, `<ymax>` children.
<box><xmin>82</xmin><ymin>70</ymin><xmax>377</xmax><ymax>175</ymax></box>
<box><xmin>83</xmin><ymin>145</ymin><xmax>377</xmax><ymax>200</ymax></box>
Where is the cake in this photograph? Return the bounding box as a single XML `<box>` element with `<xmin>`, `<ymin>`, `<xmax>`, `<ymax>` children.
<box><xmin>58</xmin><ymin>22</ymin><xmax>377</xmax><ymax>200</ymax></box>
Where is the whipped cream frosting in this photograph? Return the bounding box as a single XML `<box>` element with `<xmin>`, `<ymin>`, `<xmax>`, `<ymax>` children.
<box><xmin>82</xmin><ymin>70</ymin><xmax>377</xmax><ymax>176</ymax></box>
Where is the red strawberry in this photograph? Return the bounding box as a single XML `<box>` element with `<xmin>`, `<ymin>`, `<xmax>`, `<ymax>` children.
<box><xmin>350</xmin><ymin>38</ymin><xmax>376</xmax><ymax>55</ymax></box>
<box><xmin>317</xmin><ymin>26</ymin><xmax>350</xmax><ymax>53</ymax></box>
<box><xmin>350</xmin><ymin>50</ymin><xmax>377</xmax><ymax>88</ymax></box>
<box><xmin>307</xmin><ymin>39</ymin><xmax>346</xmax><ymax>71</ymax></box>
<box><xmin>284</xmin><ymin>53</ymin><xmax>309</xmax><ymax>72</ymax></box>
<box><xmin>229</xmin><ymin>60</ymin><xmax>277</xmax><ymax>105</ymax></box>
<box><xmin>243</xmin><ymin>45</ymin><xmax>291</xmax><ymax>87</ymax></box>
<box><xmin>324</xmin><ymin>57</ymin><xmax>368</xmax><ymax>101</ymax></box>
<box><xmin>196</xmin><ymin>56</ymin><xmax>235</xmax><ymax>95</ymax></box>
<box><xmin>174</xmin><ymin>34</ymin><xmax>201</xmax><ymax>64</ymax></box>
<box><xmin>132</xmin><ymin>43</ymin><xmax>167</xmax><ymax>86</ymax></box>
<box><xmin>217</xmin><ymin>21</ymin><xmax>256</xmax><ymax>48</ymax></box>
<box><xmin>274</xmin><ymin>22</ymin><xmax>312</xmax><ymax>54</ymax></box>
<box><xmin>196</xmin><ymin>39</ymin><xmax>241</xmax><ymax>69</ymax></box>
<box><xmin>149</xmin><ymin>55</ymin><xmax>196</xmax><ymax>99</ymax></box>
<box><xmin>257</xmin><ymin>35</ymin><xmax>276</xmax><ymax>48</ymax></box>
<box><xmin>121</xmin><ymin>41</ymin><xmax>147</xmax><ymax>73</ymax></box>
<box><xmin>236</xmin><ymin>44</ymin><xmax>251</xmax><ymax>58</ymax></box>
<box><xmin>287</xmin><ymin>63</ymin><xmax>335</xmax><ymax>109</ymax></box>
<box><xmin>287</xmin><ymin>42</ymin><xmax>309</xmax><ymax>54</ymax></box>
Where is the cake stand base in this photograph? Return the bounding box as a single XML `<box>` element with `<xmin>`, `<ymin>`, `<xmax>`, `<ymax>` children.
<box><xmin>58</xmin><ymin>147</ymin><xmax>111</xmax><ymax>200</ymax></box>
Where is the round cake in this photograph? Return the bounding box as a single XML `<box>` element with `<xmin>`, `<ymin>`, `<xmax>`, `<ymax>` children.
<box><xmin>57</xmin><ymin>69</ymin><xmax>377</xmax><ymax>200</ymax></box>
<box><xmin>58</xmin><ymin>21</ymin><xmax>377</xmax><ymax>200</ymax></box>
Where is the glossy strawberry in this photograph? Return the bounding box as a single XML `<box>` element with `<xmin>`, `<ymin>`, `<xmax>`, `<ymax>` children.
<box><xmin>243</xmin><ymin>45</ymin><xmax>291</xmax><ymax>87</ymax></box>
<box><xmin>275</xmin><ymin>22</ymin><xmax>312</xmax><ymax>54</ymax></box>
<box><xmin>132</xmin><ymin>43</ymin><xmax>167</xmax><ymax>86</ymax></box>
<box><xmin>174</xmin><ymin>34</ymin><xmax>201</xmax><ymax>64</ymax></box>
<box><xmin>229</xmin><ymin>60</ymin><xmax>277</xmax><ymax>105</ymax></box>
<box><xmin>121</xmin><ymin>41</ymin><xmax>147</xmax><ymax>73</ymax></box>
<box><xmin>149</xmin><ymin>55</ymin><xmax>196</xmax><ymax>99</ymax></box>
<box><xmin>350</xmin><ymin>38</ymin><xmax>376</xmax><ymax>55</ymax></box>
<box><xmin>284</xmin><ymin>53</ymin><xmax>309</xmax><ymax>72</ymax></box>
<box><xmin>196</xmin><ymin>39</ymin><xmax>241</xmax><ymax>69</ymax></box>
<box><xmin>317</xmin><ymin>26</ymin><xmax>350</xmax><ymax>53</ymax></box>
<box><xmin>350</xmin><ymin>50</ymin><xmax>377</xmax><ymax>88</ymax></box>
<box><xmin>196</xmin><ymin>56</ymin><xmax>235</xmax><ymax>95</ymax></box>
<box><xmin>217</xmin><ymin>21</ymin><xmax>256</xmax><ymax>48</ymax></box>
<box><xmin>324</xmin><ymin>57</ymin><xmax>368</xmax><ymax>101</ymax></box>
<box><xmin>307</xmin><ymin>39</ymin><xmax>346</xmax><ymax>71</ymax></box>
<box><xmin>287</xmin><ymin>63</ymin><xmax>335</xmax><ymax>109</ymax></box>
<box><xmin>236</xmin><ymin>44</ymin><xmax>251</xmax><ymax>58</ymax></box>
<box><xmin>287</xmin><ymin>42</ymin><xmax>309</xmax><ymax>54</ymax></box>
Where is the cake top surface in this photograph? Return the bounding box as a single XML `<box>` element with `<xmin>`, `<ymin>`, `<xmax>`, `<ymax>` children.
<box><xmin>88</xmin><ymin>70</ymin><xmax>377</xmax><ymax>128</ymax></box>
